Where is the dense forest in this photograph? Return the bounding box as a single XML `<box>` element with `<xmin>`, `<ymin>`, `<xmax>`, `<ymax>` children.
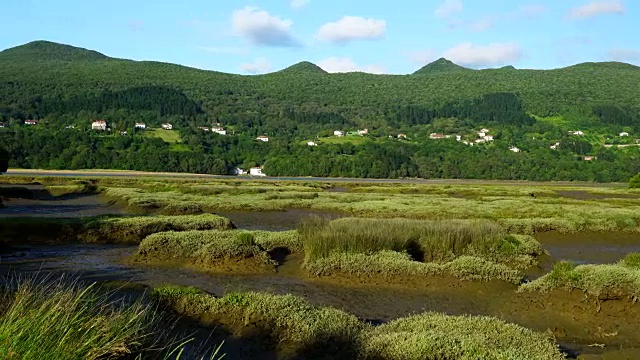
<box><xmin>1</xmin><ymin>41</ymin><xmax>640</xmax><ymax>181</ymax></box>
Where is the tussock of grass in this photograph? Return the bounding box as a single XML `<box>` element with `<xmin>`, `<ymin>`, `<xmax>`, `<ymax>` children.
<box><xmin>137</xmin><ymin>229</ymin><xmax>300</xmax><ymax>271</ymax></box>
<box><xmin>153</xmin><ymin>289</ymin><xmax>365</xmax><ymax>358</ymax></box>
<box><xmin>360</xmin><ymin>312</ymin><xmax>565</xmax><ymax>360</ymax></box>
<box><xmin>299</xmin><ymin>218</ymin><xmax>542</xmax><ymax>282</ymax></box>
<box><xmin>519</xmin><ymin>254</ymin><xmax>640</xmax><ymax>300</ymax></box>
<box><xmin>0</xmin><ymin>276</ymin><xmax>160</xmax><ymax>360</ymax></box>
<box><xmin>306</xmin><ymin>251</ymin><xmax>522</xmax><ymax>283</ymax></box>
<box><xmin>301</xmin><ymin>217</ymin><xmax>508</xmax><ymax>263</ymax></box>
<box><xmin>79</xmin><ymin>214</ymin><xmax>234</xmax><ymax>244</ymax></box>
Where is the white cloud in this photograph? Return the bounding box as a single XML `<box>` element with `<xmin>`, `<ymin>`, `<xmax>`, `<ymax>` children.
<box><xmin>290</xmin><ymin>0</ymin><xmax>309</xmax><ymax>9</ymax></box>
<box><xmin>408</xmin><ymin>49</ymin><xmax>437</xmax><ymax>64</ymax></box>
<box><xmin>569</xmin><ymin>0</ymin><xmax>625</xmax><ymax>19</ymax></box>
<box><xmin>442</xmin><ymin>42</ymin><xmax>523</xmax><ymax>67</ymax></box>
<box><xmin>240</xmin><ymin>57</ymin><xmax>272</xmax><ymax>74</ymax></box>
<box><xmin>316</xmin><ymin>16</ymin><xmax>386</xmax><ymax>44</ymax></box>
<box><xmin>317</xmin><ymin>57</ymin><xmax>386</xmax><ymax>74</ymax></box>
<box><xmin>608</xmin><ymin>49</ymin><xmax>640</xmax><ymax>62</ymax></box>
<box><xmin>232</xmin><ymin>7</ymin><xmax>300</xmax><ymax>47</ymax></box>
<box><xmin>435</xmin><ymin>0</ymin><xmax>463</xmax><ymax>18</ymax></box>
<box><xmin>199</xmin><ymin>46</ymin><xmax>249</xmax><ymax>55</ymax></box>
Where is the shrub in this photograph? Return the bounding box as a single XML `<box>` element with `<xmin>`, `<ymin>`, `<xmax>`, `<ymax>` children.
<box><xmin>621</xmin><ymin>252</ymin><xmax>640</xmax><ymax>269</ymax></box>
<box><xmin>360</xmin><ymin>312</ymin><xmax>565</xmax><ymax>360</ymax></box>
<box><xmin>629</xmin><ymin>173</ymin><xmax>640</xmax><ymax>188</ymax></box>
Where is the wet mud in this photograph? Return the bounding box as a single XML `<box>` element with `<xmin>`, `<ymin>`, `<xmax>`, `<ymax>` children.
<box><xmin>216</xmin><ymin>209</ymin><xmax>342</xmax><ymax>231</ymax></box>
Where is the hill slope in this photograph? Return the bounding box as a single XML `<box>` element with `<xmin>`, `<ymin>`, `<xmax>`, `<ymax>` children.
<box><xmin>0</xmin><ymin>40</ymin><xmax>639</xmax><ymax>127</ymax></box>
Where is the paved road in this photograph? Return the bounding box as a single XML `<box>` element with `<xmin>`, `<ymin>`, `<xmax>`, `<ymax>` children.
<box><xmin>2</xmin><ymin>169</ymin><xmax>626</xmax><ymax>187</ymax></box>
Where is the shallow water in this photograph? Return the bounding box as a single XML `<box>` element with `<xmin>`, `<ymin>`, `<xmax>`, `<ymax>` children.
<box><xmin>536</xmin><ymin>231</ymin><xmax>640</xmax><ymax>265</ymax></box>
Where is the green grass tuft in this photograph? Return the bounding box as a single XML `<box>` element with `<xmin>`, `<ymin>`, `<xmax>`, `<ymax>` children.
<box><xmin>360</xmin><ymin>312</ymin><xmax>565</xmax><ymax>360</ymax></box>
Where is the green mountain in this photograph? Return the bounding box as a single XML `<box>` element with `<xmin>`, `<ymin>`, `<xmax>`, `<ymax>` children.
<box><xmin>0</xmin><ymin>40</ymin><xmax>109</xmax><ymax>62</ymax></box>
<box><xmin>1</xmin><ymin>41</ymin><xmax>640</xmax><ymax>181</ymax></box>
<box><xmin>276</xmin><ymin>61</ymin><xmax>328</xmax><ymax>75</ymax></box>
<box><xmin>412</xmin><ymin>58</ymin><xmax>471</xmax><ymax>74</ymax></box>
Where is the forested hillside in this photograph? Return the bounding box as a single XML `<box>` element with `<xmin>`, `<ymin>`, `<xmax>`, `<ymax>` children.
<box><xmin>0</xmin><ymin>40</ymin><xmax>639</xmax><ymax>181</ymax></box>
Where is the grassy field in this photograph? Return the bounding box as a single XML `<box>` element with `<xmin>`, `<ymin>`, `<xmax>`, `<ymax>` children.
<box><xmin>316</xmin><ymin>135</ymin><xmax>373</xmax><ymax>145</ymax></box>
<box><xmin>144</xmin><ymin>129</ymin><xmax>182</xmax><ymax>143</ymax></box>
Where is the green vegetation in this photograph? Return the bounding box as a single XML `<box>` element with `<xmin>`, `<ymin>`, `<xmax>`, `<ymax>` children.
<box><xmin>630</xmin><ymin>173</ymin><xmax>640</xmax><ymax>188</ymax></box>
<box><xmin>299</xmin><ymin>218</ymin><xmax>542</xmax><ymax>283</ymax></box>
<box><xmin>153</xmin><ymin>289</ymin><xmax>364</xmax><ymax>358</ymax></box>
<box><xmin>153</xmin><ymin>289</ymin><xmax>565</xmax><ymax>360</ymax></box>
<box><xmin>145</xmin><ymin>129</ymin><xmax>182</xmax><ymax>143</ymax></box>
<box><xmin>136</xmin><ymin>229</ymin><xmax>300</xmax><ymax>271</ymax></box>
<box><xmin>0</xmin><ymin>277</ymin><xmax>160</xmax><ymax>359</ymax></box>
<box><xmin>0</xmin><ymin>213</ymin><xmax>234</xmax><ymax>245</ymax></box>
<box><xmin>360</xmin><ymin>312</ymin><xmax>564</xmax><ymax>360</ymax></box>
<box><xmin>1</xmin><ymin>41</ymin><xmax>640</xmax><ymax>180</ymax></box>
<box><xmin>519</xmin><ymin>253</ymin><xmax>640</xmax><ymax>300</ymax></box>
<box><xmin>79</xmin><ymin>213</ymin><xmax>234</xmax><ymax>244</ymax></box>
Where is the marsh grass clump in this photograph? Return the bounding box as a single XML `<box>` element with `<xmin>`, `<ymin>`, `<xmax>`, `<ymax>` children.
<box><xmin>360</xmin><ymin>312</ymin><xmax>565</xmax><ymax>360</ymax></box>
<box><xmin>153</xmin><ymin>289</ymin><xmax>366</xmax><ymax>358</ymax></box>
<box><xmin>79</xmin><ymin>213</ymin><xmax>234</xmax><ymax>244</ymax></box>
<box><xmin>301</xmin><ymin>217</ymin><xmax>509</xmax><ymax>263</ymax></box>
<box><xmin>0</xmin><ymin>276</ymin><xmax>162</xmax><ymax>360</ymax></box>
<box><xmin>136</xmin><ymin>230</ymin><xmax>300</xmax><ymax>272</ymax></box>
<box><xmin>520</xmin><ymin>257</ymin><xmax>640</xmax><ymax>300</ymax></box>
<box><xmin>264</xmin><ymin>192</ymin><xmax>319</xmax><ymax>200</ymax></box>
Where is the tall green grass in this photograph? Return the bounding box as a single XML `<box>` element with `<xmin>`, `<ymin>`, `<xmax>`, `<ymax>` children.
<box><xmin>0</xmin><ymin>276</ymin><xmax>160</xmax><ymax>360</ymax></box>
<box><xmin>301</xmin><ymin>217</ymin><xmax>507</xmax><ymax>263</ymax></box>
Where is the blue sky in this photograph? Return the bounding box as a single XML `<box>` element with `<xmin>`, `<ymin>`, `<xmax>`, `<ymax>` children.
<box><xmin>1</xmin><ymin>0</ymin><xmax>638</xmax><ymax>74</ymax></box>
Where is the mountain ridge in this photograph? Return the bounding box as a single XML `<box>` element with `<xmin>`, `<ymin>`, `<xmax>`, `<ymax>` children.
<box><xmin>1</xmin><ymin>40</ymin><xmax>639</xmax><ymax>75</ymax></box>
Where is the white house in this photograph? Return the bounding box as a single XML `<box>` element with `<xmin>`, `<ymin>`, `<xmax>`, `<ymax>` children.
<box><xmin>509</xmin><ymin>146</ymin><xmax>521</xmax><ymax>153</ymax></box>
<box><xmin>256</xmin><ymin>135</ymin><xmax>269</xmax><ymax>142</ymax></box>
<box><xmin>477</xmin><ymin>131</ymin><xmax>487</xmax><ymax>138</ymax></box>
<box><xmin>584</xmin><ymin>156</ymin><xmax>597</xmax><ymax>161</ymax></box>
<box><xmin>0</xmin><ymin>123</ymin><xmax>5</xmax><ymax>128</ymax></box>
<box><xmin>92</xmin><ymin>120</ymin><xmax>107</xmax><ymax>130</ymax></box>
<box><xmin>572</xmin><ymin>130</ymin><xmax>584</xmax><ymax>136</ymax></box>
<box><xmin>483</xmin><ymin>135</ymin><xmax>494</xmax><ymax>141</ymax></box>
<box><xmin>550</xmin><ymin>142</ymin><xmax>560</xmax><ymax>150</ymax></box>
<box><xmin>233</xmin><ymin>167</ymin><xmax>247</xmax><ymax>175</ymax></box>
<box><xmin>134</xmin><ymin>123</ymin><xmax>146</xmax><ymax>129</ymax></box>
<box><xmin>212</xmin><ymin>127</ymin><xmax>227</xmax><ymax>135</ymax></box>
<box><xmin>250</xmin><ymin>167</ymin><xmax>266</xmax><ymax>177</ymax></box>
<box><xmin>24</xmin><ymin>119</ymin><xmax>39</xmax><ymax>126</ymax></box>
<box><xmin>429</xmin><ymin>133</ymin><xmax>444</xmax><ymax>139</ymax></box>
<box><xmin>480</xmin><ymin>128</ymin><xmax>490</xmax><ymax>133</ymax></box>
<box><xmin>455</xmin><ymin>135</ymin><xmax>462</xmax><ymax>141</ymax></box>
<box><xmin>161</xmin><ymin>123</ymin><xmax>173</xmax><ymax>130</ymax></box>
<box><xmin>334</xmin><ymin>130</ymin><xmax>344</xmax><ymax>137</ymax></box>
<box><xmin>307</xmin><ymin>141</ymin><xmax>318</xmax><ymax>146</ymax></box>
<box><xmin>65</xmin><ymin>125</ymin><xmax>75</xmax><ymax>129</ymax></box>
<box><xmin>620</xmin><ymin>132</ymin><xmax>630</xmax><ymax>137</ymax></box>
<box><xmin>198</xmin><ymin>126</ymin><xmax>210</xmax><ymax>131</ymax></box>
<box><xmin>120</xmin><ymin>131</ymin><xmax>128</xmax><ymax>136</ymax></box>
<box><xmin>357</xmin><ymin>129</ymin><xmax>369</xmax><ymax>136</ymax></box>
